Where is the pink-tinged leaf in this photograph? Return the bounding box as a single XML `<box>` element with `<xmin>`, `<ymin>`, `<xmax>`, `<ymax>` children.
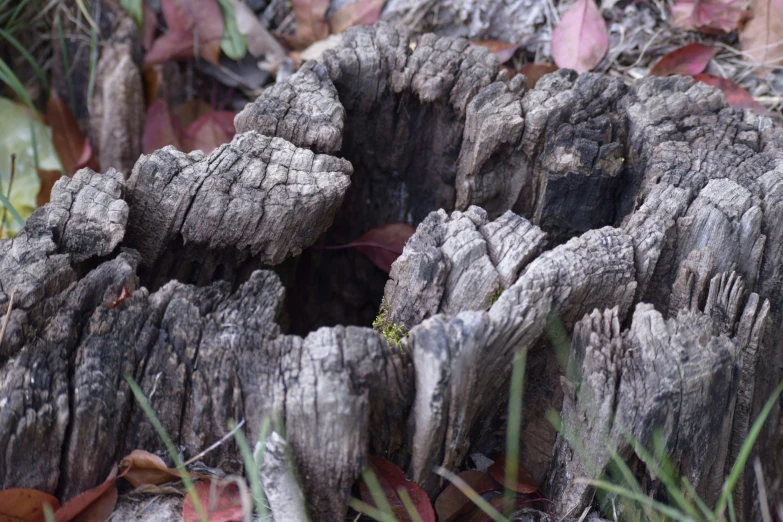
<box><xmin>740</xmin><ymin>0</ymin><xmax>783</xmax><ymax>68</ymax></box>
<box><xmin>351</xmin><ymin>223</ymin><xmax>416</xmax><ymax>273</ymax></box>
<box><xmin>0</xmin><ymin>488</ymin><xmax>60</xmax><ymax>522</ymax></box>
<box><xmin>551</xmin><ymin>0</ymin><xmax>609</xmax><ymax>73</ymax></box>
<box><xmin>520</xmin><ymin>62</ymin><xmax>559</xmax><ymax>88</ymax></box>
<box><xmin>359</xmin><ymin>457</ymin><xmax>436</xmax><ymax>522</ymax></box>
<box><xmin>470</xmin><ymin>41</ymin><xmax>521</xmax><ymax>64</ymax></box>
<box><xmin>74</xmin><ymin>139</ymin><xmax>95</xmax><ymax>171</ymax></box>
<box><xmin>692</xmin><ymin>73</ymin><xmax>768</xmax><ymax>113</ymax></box>
<box><xmin>144</xmin><ymin>0</ymin><xmax>224</xmax><ymax>65</ymax></box>
<box><xmin>54</xmin><ymin>464</ymin><xmax>120</xmax><ymax>522</ymax></box>
<box><xmin>142</xmin><ymin>100</ymin><xmax>183</xmax><ymax>153</ymax></box>
<box><xmin>434</xmin><ymin>470</ymin><xmax>496</xmax><ymax>522</ymax></box>
<box><xmin>292</xmin><ymin>0</ymin><xmax>330</xmax><ymax>46</ymax></box>
<box><xmin>182</xmin><ymin>110</ymin><xmax>236</xmax><ymax>154</ymax></box>
<box><xmin>329</xmin><ymin>0</ymin><xmax>386</xmax><ymax>34</ymax></box>
<box><xmin>182</xmin><ymin>480</ymin><xmax>244</xmax><ymax>522</ymax></box>
<box><xmin>487</xmin><ymin>457</ymin><xmax>538</xmax><ymax>494</ymax></box>
<box><xmin>671</xmin><ymin>0</ymin><xmax>750</xmax><ymax>34</ymax></box>
<box><xmin>650</xmin><ymin>43</ymin><xmax>718</xmax><ymax>76</ymax></box>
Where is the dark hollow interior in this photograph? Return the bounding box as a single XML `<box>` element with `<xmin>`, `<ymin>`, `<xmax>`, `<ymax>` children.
<box><xmin>135</xmin><ymin>71</ymin><xmax>638</xmax><ymax>337</ymax></box>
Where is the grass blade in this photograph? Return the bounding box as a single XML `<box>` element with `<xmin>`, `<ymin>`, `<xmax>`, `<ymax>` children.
<box><xmin>0</xmin><ymin>190</ymin><xmax>24</xmax><ymax>226</ymax></box>
<box><xmin>42</xmin><ymin>503</ymin><xmax>55</xmax><ymax>522</ymax></box>
<box><xmin>348</xmin><ymin>498</ymin><xmax>399</xmax><ymax>522</ymax></box>
<box><xmin>714</xmin><ymin>379</ymin><xmax>783</xmax><ymax>518</ymax></box>
<box><xmin>504</xmin><ymin>348</ymin><xmax>527</xmax><ymax>516</ymax></box>
<box><xmin>361</xmin><ymin>466</ymin><xmax>395</xmax><ymax>517</ymax></box>
<box><xmin>0</xmin><ymin>56</ymin><xmax>34</xmax><ymax>109</ymax></box>
<box><xmin>125</xmin><ymin>375</ymin><xmax>208</xmax><ymax>522</ymax></box>
<box><xmin>623</xmin><ymin>432</ymin><xmax>701</xmax><ymax>520</ymax></box>
<box><xmin>435</xmin><ymin>466</ymin><xmax>509</xmax><ymax>522</ymax></box>
<box><xmin>56</xmin><ymin>15</ymin><xmax>77</xmax><ymax>113</ymax></box>
<box><xmin>578</xmin><ymin>479</ymin><xmax>698</xmax><ymax>522</ymax></box>
<box><xmin>681</xmin><ymin>477</ymin><xmax>713</xmax><ymax>520</ymax></box>
<box><xmin>0</xmin><ymin>28</ymin><xmax>48</xmax><ymax>90</ymax></box>
<box><xmin>396</xmin><ymin>487</ymin><xmax>423</xmax><ymax>522</ymax></box>
<box><xmin>231</xmin><ymin>419</ymin><xmax>269</xmax><ymax>520</ymax></box>
<box><xmin>604</xmin><ymin>442</ymin><xmax>654</xmax><ymax>521</ymax></box>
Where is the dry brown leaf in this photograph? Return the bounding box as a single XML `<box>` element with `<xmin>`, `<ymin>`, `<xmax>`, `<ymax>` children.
<box><xmin>0</xmin><ymin>488</ymin><xmax>60</xmax><ymax>522</ymax></box>
<box><xmin>292</xmin><ymin>0</ymin><xmax>330</xmax><ymax>46</ymax></box>
<box><xmin>120</xmin><ymin>449</ymin><xmax>183</xmax><ymax>487</ymax></box>
<box><xmin>740</xmin><ymin>0</ymin><xmax>783</xmax><ymax>68</ymax></box>
<box><xmin>46</xmin><ymin>92</ymin><xmax>99</xmax><ymax>176</ymax></box>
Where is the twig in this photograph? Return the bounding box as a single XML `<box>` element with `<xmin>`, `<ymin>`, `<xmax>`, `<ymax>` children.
<box><xmin>184</xmin><ymin>419</ymin><xmax>246</xmax><ymax>466</ymax></box>
<box><xmin>0</xmin><ymin>288</ymin><xmax>18</xmax><ymax>346</ymax></box>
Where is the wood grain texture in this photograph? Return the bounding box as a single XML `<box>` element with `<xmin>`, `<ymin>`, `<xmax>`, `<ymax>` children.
<box><xmin>1</xmin><ymin>21</ymin><xmax>783</xmax><ymax>521</ymax></box>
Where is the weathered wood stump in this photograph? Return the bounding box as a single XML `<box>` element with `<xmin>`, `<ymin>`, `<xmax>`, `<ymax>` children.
<box><xmin>2</xmin><ymin>21</ymin><xmax>782</xmax><ymax>521</ymax></box>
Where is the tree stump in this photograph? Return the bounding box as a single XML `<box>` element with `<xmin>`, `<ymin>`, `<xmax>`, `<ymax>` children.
<box><xmin>2</xmin><ymin>21</ymin><xmax>782</xmax><ymax>521</ymax></box>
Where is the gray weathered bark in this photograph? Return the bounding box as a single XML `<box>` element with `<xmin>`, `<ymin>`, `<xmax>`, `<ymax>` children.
<box><xmin>1</xmin><ymin>20</ymin><xmax>782</xmax><ymax>522</ymax></box>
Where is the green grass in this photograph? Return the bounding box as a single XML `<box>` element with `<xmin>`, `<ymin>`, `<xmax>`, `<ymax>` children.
<box><xmin>126</xmin><ymin>375</ymin><xmax>208</xmax><ymax>522</ymax></box>
<box><xmin>129</xmin><ymin>374</ymin><xmax>284</xmax><ymax>522</ymax></box>
<box><xmin>231</xmin><ymin>418</ymin><xmax>271</xmax><ymax>520</ymax></box>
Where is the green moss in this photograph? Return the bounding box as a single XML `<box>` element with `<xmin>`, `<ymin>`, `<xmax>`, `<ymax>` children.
<box><xmin>373</xmin><ymin>300</ymin><xmax>407</xmax><ymax>347</ymax></box>
<box><xmin>489</xmin><ymin>287</ymin><xmax>503</xmax><ymax>306</ymax></box>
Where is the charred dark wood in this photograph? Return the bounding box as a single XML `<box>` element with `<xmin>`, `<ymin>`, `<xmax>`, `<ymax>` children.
<box><xmin>1</xmin><ymin>21</ymin><xmax>782</xmax><ymax>522</ymax></box>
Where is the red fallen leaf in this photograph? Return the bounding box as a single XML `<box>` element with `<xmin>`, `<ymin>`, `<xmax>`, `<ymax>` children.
<box><xmin>650</xmin><ymin>43</ymin><xmax>718</xmax><ymax>76</ymax></box>
<box><xmin>107</xmin><ymin>286</ymin><xmax>132</xmax><ymax>310</ymax></box>
<box><xmin>0</xmin><ymin>488</ymin><xmax>60</xmax><ymax>522</ymax></box>
<box><xmin>46</xmin><ymin>92</ymin><xmax>99</xmax><ymax>176</ymax></box>
<box><xmin>359</xmin><ymin>456</ymin><xmax>435</xmax><ymax>522</ymax></box>
<box><xmin>692</xmin><ymin>73</ymin><xmax>768</xmax><ymax>113</ymax></box>
<box><xmin>182</xmin><ymin>480</ymin><xmax>245</xmax><ymax>522</ymax></box>
<box><xmin>142</xmin><ymin>100</ymin><xmax>183</xmax><ymax>153</ymax></box>
<box><xmin>740</xmin><ymin>0</ymin><xmax>783</xmax><ymax>69</ymax></box>
<box><xmin>182</xmin><ymin>110</ymin><xmax>236</xmax><ymax>154</ymax></box>
<box><xmin>470</xmin><ymin>41</ymin><xmax>521</xmax><ymax>64</ymax></box>
<box><xmin>329</xmin><ymin>0</ymin><xmax>386</xmax><ymax>34</ymax></box>
<box><xmin>520</xmin><ymin>62</ymin><xmax>559</xmax><ymax>88</ymax></box>
<box><xmin>487</xmin><ymin>457</ymin><xmax>538</xmax><ymax>494</ymax></box>
<box><xmin>434</xmin><ymin>470</ymin><xmax>496</xmax><ymax>522</ymax></box>
<box><xmin>144</xmin><ymin>0</ymin><xmax>224</xmax><ymax>65</ymax></box>
<box><xmin>54</xmin><ymin>464</ymin><xmax>121</xmax><ymax>522</ymax></box>
<box><xmin>292</xmin><ymin>0</ymin><xmax>330</xmax><ymax>47</ymax></box>
<box><xmin>671</xmin><ymin>0</ymin><xmax>750</xmax><ymax>34</ymax></box>
<box><xmin>352</xmin><ymin>223</ymin><xmax>416</xmax><ymax>273</ymax></box>
<box><xmin>315</xmin><ymin>223</ymin><xmax>415</xmax><ymax>272</ymax></box>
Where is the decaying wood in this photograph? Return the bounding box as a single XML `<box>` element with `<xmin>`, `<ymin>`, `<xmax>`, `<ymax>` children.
<box><xmin>2</xmin><ymin>20</ymin><xmax>783</xmax><ymax>522</ymax></box>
